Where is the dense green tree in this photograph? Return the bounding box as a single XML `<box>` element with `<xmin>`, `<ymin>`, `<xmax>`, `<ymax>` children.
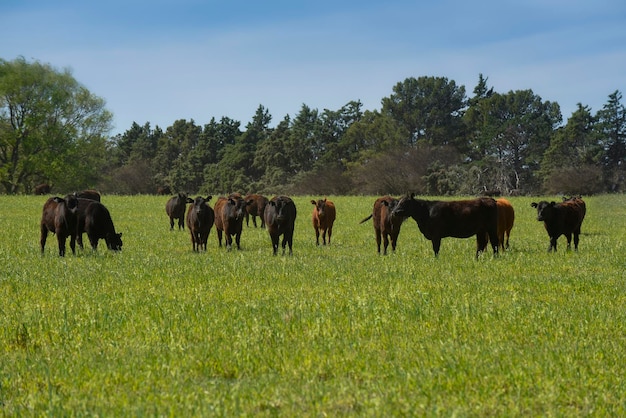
<box><xmin>381</xmin><ymin>76</ymin><xmax>466</xmax><ymax>148</ymax></box>
<box><xmin>0</xmin><ymin>57</ymin><xmax>112</xmax><ymax>193</ymax></box>
<box><xmin>594</xmin><ymin>90</ymin><xmax>626</xmax><ymax>191</ymax></box>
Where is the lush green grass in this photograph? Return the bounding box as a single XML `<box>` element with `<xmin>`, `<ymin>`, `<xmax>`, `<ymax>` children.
<box><xmin>1</xmin><ymin>194</ymin><xmax>625</xmax><ymax>416</ymax></box>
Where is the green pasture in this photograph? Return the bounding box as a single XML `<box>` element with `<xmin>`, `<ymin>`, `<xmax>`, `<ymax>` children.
<box><xmin>1</xmin><ymin>194</ymin><xmax>625</xmax><ymax>416</ymax></box>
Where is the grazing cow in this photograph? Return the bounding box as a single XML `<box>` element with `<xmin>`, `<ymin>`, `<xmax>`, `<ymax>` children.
<box><xmin>166</xmin><ymin>193</ymin><xmax>193</xmax><ymax>231</ymax></box>
<box><xmin>311</xmin><ymin>198</ymin><xmax>336</xmax><ymax>246</ymax></box>
<box><xmin>157</xmin><ymin>186</ymin><xmax>171</xmax><ymax>195</ymax></box>
<box><xmin>40</xmin><ymin>194</ymin><xmax>79</xmax><ymax>256</ymax></box>
<box><xmin>214</xmin><ymin>193</ymin><xmax>246</xmax><ymax>250</ymax></box>
<box><xmin>34</xmin><ymin>183</ymin><xmax>51</xmax><ymax>195</ymax></box>
<box><xmin>186</xmin><ymin>196</ymin><xmax>215</xmax><ymax>252</ymax></box>
<box><xmin>83</xmin><ymin>201</ymin><xmax>123</xmax><ymax>251</ymax></box>
<box><xmin>244</xmin><ymin>193</ymin><xmax>269</xmax><ymax>228</ymax></box>
<box><xmin>75</xmin><ymin>189</ymin><xmax>101</xmax><ymax>202</ymax></box>
<box><xmin>264</xmin><ymin>195</ymin><xmax>297</xmax><ymax>255</ymax></box>
<box><xmin>392</xmin><ymin>194</ymin><xmax>499</xmax><ymax>258</ymax></box>
<box><xmin>493</xmin><ymin>198</ymin><xmax>515</xmax><ymax>250</ymax></box>
<box><xmin>531</xmin><ymin>197</ymin><xmax>586</xmax><ymax>252</ymax></box>
<box><xmin>360</xmin><ymin>196</ymin><xmax>405</xmax><ymax>255</ymax></box>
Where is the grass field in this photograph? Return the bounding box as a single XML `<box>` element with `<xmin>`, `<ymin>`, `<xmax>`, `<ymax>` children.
<box><xmin>1</xmin><ymin>194</ymin><xmax>625</xmax><ymax>416</ymax></box>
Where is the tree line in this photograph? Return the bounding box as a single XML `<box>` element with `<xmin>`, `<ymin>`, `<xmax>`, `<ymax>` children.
<box><xmin>2</xmin><ymin>57</ymin><xmax>625</xmax><ymax>196</ymax></box>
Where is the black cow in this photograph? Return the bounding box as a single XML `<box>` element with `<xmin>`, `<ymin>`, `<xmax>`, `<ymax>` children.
<box><xmin>531</xmin><ymin>197</ymin><xmax>586</xmax><ymax>251</ymax></box>
<box><xmin>392</xmin><ymin>194</ymin><xmax>499</xmax><ymax>258</ymax></box>
<box><xmin>40</xmin><ymin>194</ymin><xmax>79</xmax><ymax>256</ymax></box>
<box><xmin>244</xmin><ymin>193</ymin><xmax>269</xmax><ymax>228</ymax></box>
<box><xmin>83</xmin><ymin>201</ymin><xmax>123</xmax><ymax>251</ymax></box>
<box><xmin>186</xmin><ymin>196</ymin><xmax>214</xmax><ymax>252</ymax></box>
<box><xmin>264</xmin><ymin>195</ymin><xmax>297</xmax><ymax>255</ymax></box>
<box><xmin>166</xmin><ymin>193</ymin><xmax>193</xmax><ymax>231</ymax></box>
<box><xmin>34</xmin><ymin>183</ymin><xmax>51</xmax><ymax>195</ymax></box>
<box><xmin>214</xmin><ymin>193</ymin><xmax>246</xmax><ymax>250</ymax></box>
<box><xmin>360</xmin><ymin>196</ymin><xmax>405</xmax><ymax>255</ymax></box>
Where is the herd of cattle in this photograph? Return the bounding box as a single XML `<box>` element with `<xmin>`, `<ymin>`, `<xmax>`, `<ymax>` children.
<box><xmin>39</xmin><ymin>189</ymin><xmax>587</xmax><ymax>258</ymax></box>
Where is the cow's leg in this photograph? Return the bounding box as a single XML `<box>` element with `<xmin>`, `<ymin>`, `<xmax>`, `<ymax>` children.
<box><xmin>487</xmin><ymin>228</ymin><xmax>499</xmax><ymax>256</ymax></box>
<box><xmin>548</xmin><ymin>236</ymin><xmax>557</xmax><ymax>252</ymax></box>
<box><xmin>284</xmin><ymin>230</ymin><xmax>294</xmax><ymax>255</ymax></box>
<box><xmin>169</xmin><ymin>217</ymin><xmax>175</xmax><ymax>230</ymax></box>
<box><xmin>216</xmin><ymin>230</ymin><xmax>223</xmax><ymax>247</ymax></box>
<box><xmin>565</xmin><ymin>233</ymin><xmax>572</xmax><ymax>251</ymax></box>
<box><xmin>40</xmin><ymin>226</ymin><xmax>48</xmax><ymax>255</ymax></box>
<box><xmin>391</xmin><ymin>232</ymin><xmax>398</xmax><ymax>252</ymax></box>
<box><xmin>315</xmin><ymin>227</ymin><xmax>320</xmax><ymax>246</ymax></box>
<box><xmin>89</xmin><ymin>234</ymin><xmax>99</xmax><ymax>251</ymax></box>
<box><xmin>69</xmin><ymin>233</ymin><xmax>76</xmax><ymax>255</ymax></box>
<box><xmin>178</xmin><ymin>216</ymin><xmax>184</xmax><ymax>230</ymax></box>
<box><xmin>382</xmin><ymin>233</ymin><xmax>389</xmax><ymax>255</ymax></box>
<box><xmin>432</xmin><ymin>238</ymin><xmax>441</xmax><ymax>256</ymax></box>
<box><xmin>252</xmin><ymin>216</ymin><xmax>257</xmax><ymax>228</ymax></box>
<box><xmin>327</xmin><ymin>226</ymin><xmax>332</xmax><ymax>245</ymax></box>
<box><xmin>375</xmin><ymin>228</ymin><xmax>382</xmax><ymax>254</ymax></box>
<box><xmin>322</xmin><ymin>228</ymin><xmax>327</xmax><ymax>245</ymax></box>
<box><xmin>271</xmin><ymin>234</ymin><xmax>279</xmax><ymax>255</ymax></box>
<box><xmin>57</xmin><ymin>233</ymin><xmax>66</xmax><ymax>257</ymax></box>
<box><xmin>225</xmin><ymin>233</ymin><xmax>233</xmax><ymax>251</ymax></box>
<box><xmin>235</xmin><ymin>231</ymin><xmax>242</xmax><ymax>250</ymax></box>
<box><xmin>573</xmin><ymin>227</ymin><xmax>581</xmax><ymax>250</ymax></box>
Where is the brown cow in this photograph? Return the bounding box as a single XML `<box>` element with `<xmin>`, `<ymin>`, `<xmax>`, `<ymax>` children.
<box><xmin>186</xmin><ymin>196</ymin><xmax>214</xmax><ymax>252</ymax></box>
<box><xmin>40</xmin><ymin>194</ymin><xmax>79</xmax><ymax>256</ymax></box>
<box><xmin>392</xmin><ymin>194</ymin><xmax>499</xmax><ymax>258</ymax></box>
<box><xmin>311</xmin><ymin>198</ymin><xmax>336</xmax><ymax>246</ymax></box>
<box><xmin>360</xmin><ymin>196</ymin><xmax>405</xmax><ymax>255</ymax></box>
<box><xmin>34</xmin><ymin>183</ymin><xmax>51</xmax><ymax>195</ymax></box>
<box><xmin>264</xmin><ymin>195</ymin><xmax>297</xmax><ymax>255</ymax></box>
<box><xmin>494</xmin><ymin>198</ymin><xmax>515</xmax><ymax>250</ymax></box>
<box><xmin>244</xmin><ymin>193</ymin><xmax>269</xmax><ymax>228</ymax></box>
<box><xmin>157</xmin><ymin>186</ymin><xmax>171</xmax><ymax>195</ymax></box>
<box><xmin>75</xmin><ymin>189</ymin><xmax>101</xmax><ymax>202</ymax></box>
<box><xmin>531</xmin><ymin>196</ymin><xmax>586</xmax><ymax>251</ymax></box>
<box><xmin>166</xmin><ymin>193</ymin><xmax>193</xmax><ymax>230</ymax></box>
<box><xmin>214</xmin><ymin>193</ymin><xmax>246</xmax><ymax>250</ymax></box>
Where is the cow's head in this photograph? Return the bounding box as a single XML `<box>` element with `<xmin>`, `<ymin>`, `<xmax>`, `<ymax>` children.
<box><xmin>391</xmin><ymin>193</ymin><xmax>415</xmax><ymax>218</ymax></box>
<box><xmin>228</xmin><ymin>196</ymin><xmax>246</xmax><ymax>219</ymax></box>
<box><xmin>531</xmin><ymin>201</ymin><xmax>556</xmax><ymax>222</ymax></box>
<box><xmin>311</xmin><ymin>198</ymin><xmax>327</xmax><ymax>216</ymax></box>
<box><xmin>106</xmin><ymin>232</ymin><xmax>123</xmax><ymax>251</ymax></box>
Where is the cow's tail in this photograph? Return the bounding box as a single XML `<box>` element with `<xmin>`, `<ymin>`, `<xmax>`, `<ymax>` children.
<box><xmin>359</xmin><ymin>214</ymin><xmax>373</xmax><ymax>224</ymax></box>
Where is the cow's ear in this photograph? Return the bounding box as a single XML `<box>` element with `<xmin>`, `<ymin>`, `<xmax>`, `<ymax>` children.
<box><xmin>410</xmin><ymin>192</ymin><xmax>415</xmax><ymax>199</ymax></box>
<box><xmin>550</xmin><ymin>201</ymin><xmax>556</xmax><ymax>206</ymax></box>
<box><xmin>531</xmin><ymin>202</ymin><xmax>537</xmax><ymax>208</ymax></box>
<box><xmin>53</xmin><ymin>197</ymin><xmax>64</xmax><ymax>203</ymax></box>
<box><xmin>381</xmin><ymin>200</ymin><xmax>389</xmax><ymax>207</ymax></box>
<box><xmin>311</xmin><ymin>200</ymin><xmax>316</xmax><ymax>205</ymax></box>
<box><xmin>206</xmin><ymin>195</ymin><xmax>212</xmax><ymax>201</ymax></box>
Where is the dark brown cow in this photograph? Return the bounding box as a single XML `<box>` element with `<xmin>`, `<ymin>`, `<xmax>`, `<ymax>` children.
<box><xmin>34</xmin><ymin>183</ymin><xmax>51</xmax><ymax>195</ymax></box>
<box><xmin>244</xmin><ymin>193</ymin><xmax>269</xmax><ymax>228</ymax></box>
<box><xmin>531</xmin><ymin>196</ymin><xmax>586</xmax><ymax>251</ymax></box>
<box><xmin>157</xmin><ymin>186</ymin><xmax>171</xmax><ymax>195</ymax></box>
<box><xmin>360</xmin><ymin>196</ymin><xmax>405</xmax><ymax>255</ymax></box>
<box><xmin>75</xmin><ymin>189</ymin><xmax>101</xmax><ymax>202</ymax></box>
<box><xmin>311</xmin><ymin>198</ymin><xmax>336</xmax><ymax>246</ymax></box>
<box><xmin>264</xmin><ymin>195</ymin><xmax>297</xmax><ymax>255</ymax></box>
<box><xmin>76</xmin><ymin>197</ymin><xmax>100</xmax><ymax>249</ymax></box>
<box><xmin>83</xmin><ymin>201</ymin><xmax>123</xmax><ymax>251</ymax></box>
<box><xmin>392</xmin><ymin>194</ymin><xmax>499</xmax><ymax>258</ymax></box>
<box><xmin>214</xmin><ymin>193</ymin><xmax>246</xmax><ymax>250</ymax></box>
<box><xmin>494</xmin><ymin>198</ymin><xmax>515</xmax><ymax>250</ymax></box>
<box><xmin>40</xmin><ymin>194</ymin><xmax>79</xmax><ymax>256</ymax></box>
<box><xmin>186</xmin><ymin>196</ymin><xmax>214</xmax><ymax>252</ymax></box>
<box><xmin>166</xmin><ymin>193</ymin><xmax>193</xmax><ymax>230</ymax></box>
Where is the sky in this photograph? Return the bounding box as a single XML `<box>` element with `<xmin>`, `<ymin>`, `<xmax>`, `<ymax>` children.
<box><xmin>2</xmin><ymin>0</ymin><xmax>625</xmax><ymax>135</ymax></box>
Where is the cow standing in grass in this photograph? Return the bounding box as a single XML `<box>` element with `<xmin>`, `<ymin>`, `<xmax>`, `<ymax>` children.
<box><xmin>531</xmin><ymin>196</ymin><xmax>586</xmax><ymax>251</ymax></box>
<box><xmin>494</xmin><ymin>198</ymin><xmax>515</xmax><ymax>250</ymax></box>
<box><xmin>264</xmin><ymin>195</ymin><xmax>297</xmax><ymax>255</ymax></box>
<box><xmin>214</xmin><ymin>193</ymin><xmax>246</xmax><ymax>250</ymax></box>
<box><xmin>244</xmin><ymin>193</ymin><xmax>269</xmax><ymax>228</ymax></box>
<box><xmin>311</xmin><ymin>198</ymin><xmax>336</xmax><ymax>246</ymax></box>
<box><xmin>392</xmin><ymin>194</ymin><xmax>499</xmax><ymax>258</ymax></box>
<box><xmin>360</xmin><ymin>196</ymin><xmax>405</xmax><ymax>255</ymax></box>
<box><xmin>166</xmin><ymin>193</ymin><xmax>193</xmax><ymax>231</ymax></box>
<box><xmin>40</xmin><ymin>194</ymin><xmax>79</xmax><ymax>256</ymax></box>
<box><xmin>83</xmin><ymin>201</ymin><xmax>123</xmax><ymax>251</ymax></box>
<box><xmin>186</xmin><ymin>196</ymin><xmax>214</xmax><ymax>252</ymax></box>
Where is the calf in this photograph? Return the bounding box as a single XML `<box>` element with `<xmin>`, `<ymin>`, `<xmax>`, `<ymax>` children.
<box><xmin>244</xmin><ymin>193</ymin><xmax>269</xmax><ymax>228</ymax></box>
<box><xmin>40</xmin><ymin>194</ymin><xmax>79</xmax><ymax>256</ymax></box>
<box><xmin>392</xmin><ymin>194</ymin><xmax>499</xmax><ymax>258</ymax></box>
<box><xmin>531</xmin><ymin>197</ymin><xmax>586</xmax><ymax>251</ymax></box>
<box><xmin>214</xmin><ymin>193</ymin><xmax>246</xmax><ymax>250</ymax></box>
<box><xmin>495</xmin><ymin>198</ymin><xmax>515</xmax><ymax>250</ymax></box>
<box><xmin>360</xmin><ymin>196</ymin><xmax>405</xmax><ymax>255</ymax></box>
<box><xmin>264</xmin><ymin>195</ymin><xmax>297</xmax><ymax>255</ymax></box>
<box><xmin>186</xmin><ymin>196</ymin><xmax>215</xmax><ymax>251</ymax></box>
<box><xmin>83</xmin><ymin>201</ymin><xmax>123</xmax><ymax>251</ymax></box>
<box><xmin>311</xmin><ymin>198</ymin><xmax>336</xmax><ymax>245</ymax></box>
<box><xmin>166</xmin><ymin>193</ymin><xmax>193</xmax><ymax>230</ymax></box>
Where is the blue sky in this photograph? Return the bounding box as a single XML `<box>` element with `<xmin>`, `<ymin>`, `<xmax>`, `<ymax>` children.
<box><xmin>2</xmin><ymin>0</ymin><xmax>625</xmax><ymax>135</ymax></box>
